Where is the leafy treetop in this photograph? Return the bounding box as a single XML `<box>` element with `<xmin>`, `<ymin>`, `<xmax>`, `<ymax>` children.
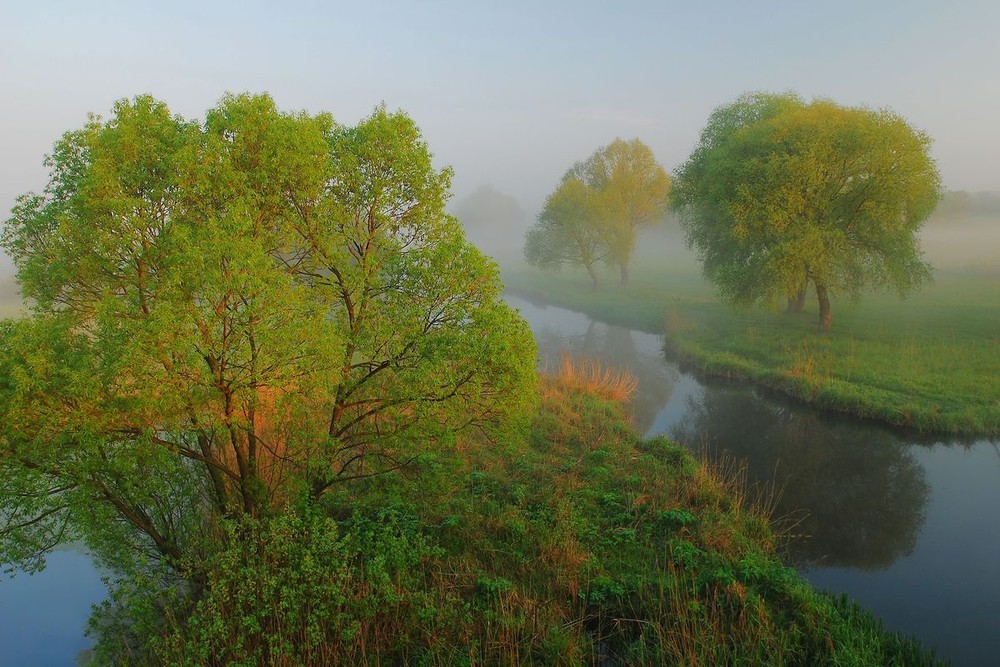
<box><xmin>672</xmin><ymin>91</ymin><xmax>940</xmax><ymax>331</ymax></box>
<box><xmin>0</xmin><ymin>93</ymin><xmax>537</xmax><ymax>574</ymax></box>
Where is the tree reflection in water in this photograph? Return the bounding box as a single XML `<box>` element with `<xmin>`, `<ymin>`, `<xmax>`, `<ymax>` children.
<box><xmin>669</xmin><ymin>382</ymin><xmax>930</xmax><ymax>571</ymax></box>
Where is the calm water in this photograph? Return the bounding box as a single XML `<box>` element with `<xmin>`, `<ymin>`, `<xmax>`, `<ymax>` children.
<box><xmin>3</xmin><ymin>296</ymin><xmax>997</xmax><ymax>665</ymax></box>
<box><xmin>0</xmin><ymin>547</ymin><xmax>107</xmax><ymax>665</ymax></box>
<box><xmin>509</xmin><ymin>294</ymin><xmax>1000</xmax><ymax>667</ymax></box>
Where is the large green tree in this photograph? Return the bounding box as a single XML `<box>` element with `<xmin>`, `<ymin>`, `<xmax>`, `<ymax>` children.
<box><xmin>0</xmin><ymin>94</ymin><xmax>536</xmax><ymax>576</ymax></box>
<box><xmin>672</xmin><ymin>92</ymin><xmax>941</xmax><ymax>331</ymax></box>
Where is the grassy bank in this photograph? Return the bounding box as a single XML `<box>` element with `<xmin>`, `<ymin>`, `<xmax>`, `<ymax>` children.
<box><xmin>504</xmin><ymin>263</ymin><xmax>1000</xmax><ymax>436</ymax></box>
<box><xmin>100</xmin><ymin>372</ymin><xmax>945</xmax><ymax>665</ymax></box>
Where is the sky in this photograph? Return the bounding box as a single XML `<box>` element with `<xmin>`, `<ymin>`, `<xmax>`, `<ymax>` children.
<box><xmin>2</xmin><ymin>0</ymin><xmax>999</xmax><ymax>273</ymax></box>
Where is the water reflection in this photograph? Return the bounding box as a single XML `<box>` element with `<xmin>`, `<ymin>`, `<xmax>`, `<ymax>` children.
<box><xmin>506</xmin><ymin>292</ymin><xmax>1000</xmax><ymax>665</ymax></box>
<box><xmin>668</xmin><ymin>383</ymin><xmax>929</xmax><ymax>570</ymax></box>
<box><xmin>525</xmin><ymin>301</ymin><xmax>676</xmax><ymax>433</ymax></box>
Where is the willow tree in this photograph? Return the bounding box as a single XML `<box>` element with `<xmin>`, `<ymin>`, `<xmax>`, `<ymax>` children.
<box><xmin>0</xmin><ymin>94</ymin><xmax>536</xmax><ymax>576</ymax></box>
<box><xmin>572</xmin><ymin>138</ymin><xmax>671</xmax><ymax>285</ymax></box>
<box><xmin>524</xmin><ymin>177</ymin><xmax>608</xmax><ymax>289</ymax></box>
<box><xmin>525</xmin><ymin>138</ymin><xmax>670</xmax><ymax>287</ymax></box>
<box><xmin>672</xmin><ymin>92</ymin><xmax>941</xmax><ymax>331</ymax></box>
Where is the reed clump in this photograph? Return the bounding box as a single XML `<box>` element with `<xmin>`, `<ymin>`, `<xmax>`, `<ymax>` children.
<box><xmin>544</xmin><ymin>351</ymin><xmax>639</xmax><ymax>403</ymax></box>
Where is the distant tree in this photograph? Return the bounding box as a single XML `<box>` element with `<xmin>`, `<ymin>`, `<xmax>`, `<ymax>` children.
<box><xmin>451</xmin><ymin>184</ymin><xmax>527</xmax><ymax>262</ymax></box>
<box><xmin>0</xmin><ymin>94</ymin><xmax>537</xmax><ymax>577</ymax></box>
<box><xmin>672</xmin><ymin>92</ymin><xmax>941</xmax><ymax>331</ymax></box>
<box><xmin>524</xmin><ymin>177</ymin><xmax>607</xmax><ymax>289</ymax></box>
<box><xmin>571</xmin><ymin>139</ymin><xmax>671</xmax><ymax>285</ymax></box>
<box><xmin>525</xmin><ymin>139</ymin><xmax>670</xmax><ymax>287</ymax></box>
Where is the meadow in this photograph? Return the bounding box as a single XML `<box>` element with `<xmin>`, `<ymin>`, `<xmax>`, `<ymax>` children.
<box><xmin>504</xmin><ymin>220</ymin><xmax>1000</xmax><ymax>436</ymax></box>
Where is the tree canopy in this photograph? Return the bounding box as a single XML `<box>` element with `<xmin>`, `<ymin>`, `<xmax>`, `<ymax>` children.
<box><xmin>0</xmin><ymin>94</ymin><xmax>537</xmax><ymax>575</ymax></box>
<box><xmin>571</xmin><ymin>138</ymin><xmax>671</xmax><ymax>284</ymax></box>
<box><xmin>524</xmin><ymin>138</ymin><xmax>670</xmax><ymax>287</ymax></box>
<box><xmin>672</xmin><ymin>92</ymin><xmax>941</xmax><ymax>331</ymax></box>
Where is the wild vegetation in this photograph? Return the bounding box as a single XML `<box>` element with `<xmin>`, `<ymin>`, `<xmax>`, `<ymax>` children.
<box><xmin>0</xmin><ymin>93</ymin><xmax>535</xmax><ymax>642</ymax></box>
<box><xmin>0</xmin><ymin>91</ymin><xmax>961</xmax><ymax>665</ymax></box>
<box><xmin>87</xmin><ymin>364</ymin><xmax>944</xmax><ymax>665</ymax></box>
<box><xmin>505</xmin><ymin>258</ymin><xmax>1000</xmax><ymax>436</ymax></box>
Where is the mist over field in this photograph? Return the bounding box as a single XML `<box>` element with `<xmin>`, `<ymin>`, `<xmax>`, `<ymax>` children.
<box><xmin>921</xmin><ymin>192</ymin><xmax>1000</xmax><ymax>272</ymax></box>
<box><xmin>459</xmin><ymin>190</ymin><xmax>1000</xmax><ymax>281</ymax></box>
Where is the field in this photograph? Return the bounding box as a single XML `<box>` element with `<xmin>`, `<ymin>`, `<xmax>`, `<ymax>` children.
<box><xmin>504</xmin><ymin>222</ymin><xmax>1000</xmax><ymax>436</ymax></box>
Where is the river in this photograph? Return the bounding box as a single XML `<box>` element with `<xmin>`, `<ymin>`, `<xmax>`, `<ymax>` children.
<box><xmin>2</xmin><ymin>295</ymin><xmax>998</xmax><ymax>666</ymax></box>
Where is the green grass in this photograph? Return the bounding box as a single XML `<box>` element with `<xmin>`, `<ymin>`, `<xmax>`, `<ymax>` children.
<box><xmin>104</xmin><ymin>378</ymin><xmax>945</xmax><ymax>665</ymax></box>
<box><xmin>504</xmin><ymin>261</ymin><xmax>1000</xmax><ymax>436</ymax></box>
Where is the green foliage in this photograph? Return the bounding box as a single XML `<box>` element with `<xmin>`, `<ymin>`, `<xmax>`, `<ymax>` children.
<box><xmin>524</xmin><ymin>177</ymin><xmax>608</xmax><ymax>288</ymax></box>
<box><xmin>147</xmin><ymin>507</ymin><xmax>437</xmax><ymax>666</ymax></box>
<box><xmin>100</xmin><ymin>380</ymin><xmax>945</xmax><ymax>665</ymax></box>
<box><xmin>0</xmin><ymin>93</ymin><xmax>536</xmax><ymax>583</ymax></box>
<box><xmin>525</xmin><ymin>138</ymin><xmax>670</xmax><ymax>287</ymax></box>
<box><xmin>673</xmin><ymin>91</ymin><xmax>942</xmax><ymax>331</ymax></box>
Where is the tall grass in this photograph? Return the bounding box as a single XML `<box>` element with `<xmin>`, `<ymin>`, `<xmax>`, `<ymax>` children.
<box><xmin>543</xmin><ymin>352</ymin><xmax>639</xmax><ymax>403</ymax></box>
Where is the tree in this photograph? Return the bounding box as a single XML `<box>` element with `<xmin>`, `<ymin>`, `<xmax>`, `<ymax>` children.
<box><xmin>0</xmin><ymin>94</ymin><xmax>537</xmax><ymax>577</ymax></box>
<box><xmin>572</xmin><ymin>138</ymin><xmax>671</xmax><ymax>285</ymax></box>
<box><xmin>525</xmin><ymin>138</ymin><xmax>670</xmax><ymax>287</ymax></box>
<box><xmin>672</xmin><ymin>92</ymin><xmax>941</xmax><ymax>331</ymax></box>
<box><xmin>451</xmin><ymin>184</ymin><xmax>527</xmax><ymax>262</ymax></box>
<box><xmin>524</xmin><ymin>177</ymin><xmax>608</xmax><ymax>289</ymax></box>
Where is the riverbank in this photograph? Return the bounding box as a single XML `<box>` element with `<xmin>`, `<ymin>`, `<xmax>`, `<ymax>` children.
<box><xmin>504</xmin><ymin>265</ymin><xmax>1000</xmax><ymax>437</ymax></box>
<box><xmin>129</xmin><ymin>372</ymin><xmax>943</xmax><ymax>665</ymax></box>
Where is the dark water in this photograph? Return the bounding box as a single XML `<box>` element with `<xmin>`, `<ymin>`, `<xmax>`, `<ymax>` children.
<box><xmin>3</xmin><ymin>296</ymin><xmax>997</xmax><ymax>666</ymax></box>
<box><xmin>510</xmin><ymin>294</ymin><xmax>1000</xmax><ymax>667</ymax></box>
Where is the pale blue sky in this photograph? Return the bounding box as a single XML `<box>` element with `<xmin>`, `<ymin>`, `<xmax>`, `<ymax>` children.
<box><xmin>2</xmin><ymin>0</ymin><xmax>999</xmax><ymax>270</ymax></box>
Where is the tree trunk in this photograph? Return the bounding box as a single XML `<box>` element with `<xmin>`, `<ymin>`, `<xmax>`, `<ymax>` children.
<box><xmin>786</xmin><ymin>285</ymin><xmax>807</xmax><ymax>313</ymax></box>
<box><xmin>619</xmin><ymin>264</ymin><xmax>629</xmax><ymax>286</ymax></box>
<box><xmin>586</xmin><ymin>264</ymin><xmax>599</xmax><ymax>291</ymax></box>
<box><xmin>815</xmin><ymin>282</ymin><xmax>832</xmax><ymax>332</ymax></box>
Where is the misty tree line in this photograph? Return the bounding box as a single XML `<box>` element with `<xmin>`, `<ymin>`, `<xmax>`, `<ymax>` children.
<box><xmin>522</xmin><ymin>91</ymin><xmax>941</xmax><ymax>332</ymax></box>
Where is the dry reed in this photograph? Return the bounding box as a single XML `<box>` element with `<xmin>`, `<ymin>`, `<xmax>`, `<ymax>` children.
<box><xmin>543</xmin><ymin>352</ymin><xmax>639</xmax><ymax>403</ymax></box>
